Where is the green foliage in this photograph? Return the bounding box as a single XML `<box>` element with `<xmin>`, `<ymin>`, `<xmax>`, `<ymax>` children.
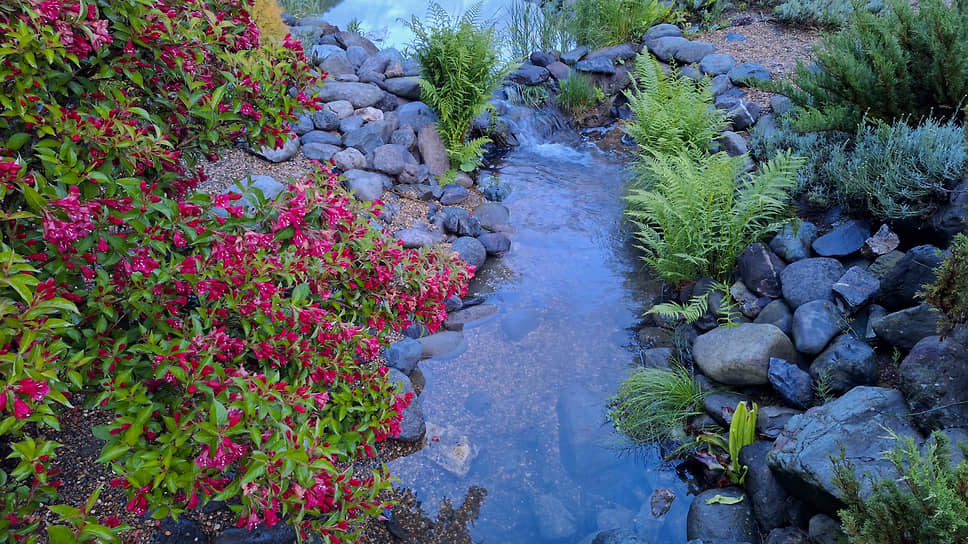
<box><xmin>626</xmin><ymin>151</ymin><xmax>804</xmax><ymax>284</ymax></box>
<box><xmin>556</xmin><ymin>72</ymin><xmax>605</xmax><ymax>118</ymax></box>
<box><xmin>921</xmin><ymin>233</ymin><xmax>968</xmax><ymax>331</ymax></box>
<box><xmin>608</xmin><ymin>364</ymin><xmax>706</xmax><ymax>446</ymax></box>
<box><xmin>570</xmin><ymin>0</ymin><xmax>671</xmax><ymax>48</ymax></box>
<box><xmin>673</xmin><ymin>0</ymin><xmax>734</xmax><ymax>31</ymax></box>
<box><xmin>774</xmin><ymin>0</ymin><xmax>884</xmax><ymax>28</ymax></box>
<box><xmin>275</xmin><ymin>0</ymin><xmax>343</xmax><ymax>18</ymax></box>
<box><xmin>765</xmin><ymin>0</ymin><xmax>968</xmax><ymax>132</ymax></box>
<box><xmin>751</xmin><ymin>116</ymin><xmax>967</xmax><ymax>220</ymax></box>
<box><xmin>696</xmin><ymin>401</ymin><xmax>759</xmax><ymax>484</ymax></box>
<box><xmin>832</xmin><ymin>430</ymin><xmax>968</xmax><ymax>544</ymax></box>
<box><xmin>625</xmin><ymin>54</ymin><xmax>729</xmax><ymax>166</ymax></box>
<box><xmin>504</xmin><ymin>0</ymin><xmax>574</xmax><ymax>59</ymax></box>
<box><xmin>508</xmin><ymin>82</ymin><xmax>550</xmax><ymax>109</ymax></box>
<box><xmin>407</xmin><ymin>2</ymin><xmax>509</xmax><ymax>173</ymax></box>
<box><xmin>646</xmin><ymin>293</ymin><xmax>711</xmax><ymax>324</ymax></box>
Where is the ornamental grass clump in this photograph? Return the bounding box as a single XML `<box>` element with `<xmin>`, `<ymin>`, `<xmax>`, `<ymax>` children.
<box><xmin>570</xmin><ymin>0</ymin><xmax>671</xmax><ymax>48</ymax></box>
<box><xmin>608</xmin><ymin>364</ymin><xmax>706</xmax><ymax>447</ymax></box>
<box><xmin>556</xmin><ymin>73</ymin><xmax>605</xmax><ymax>118</ymax></box>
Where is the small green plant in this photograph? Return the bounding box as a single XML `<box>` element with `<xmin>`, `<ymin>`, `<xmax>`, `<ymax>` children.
<box><xmin>504</xmin><ymin>0</ymin><xmax>574</xmax><ymax>59</ymax></box>
<box><xmin>608</xmin><ymin>364</ymin><xmax>706</xmax><ymax>446</ymax></box>
<box><xmin>647</xmin><ymin>293</ymin><xmax>711</xmax><ymax>324</ymax></box>
<box><xmin>921</xmin><ymin>232</ymin><xmax>968</xmax><ymax>332</ymax></box>
<box><xmin>625</xmin><ymin>151</ymin><xmax>803</xmax><ymax>284</ymax></box>
<box><xmin>509</xmin><ymin>82</ymin><xmax>549</xmax><ymax>108</ymax></box>
<box><xmin>556</xmin><ymin>72</ymin><xmax>604</xmax><ymax>117</ymax></box>
<box><xmin>275</xmin><ymin>0</ymin><xmax>343</xmax><ymax>18</ymax></box>
<box><xmin>696</xmin><ymin>401</ymin><xmax>759</xmax><ymax>484</ymax></box>
<box><xmin>831</xmin><ymin>430</ymin><xmax>968</xmax><ymax>544</ymax></box>
<box><xmin>813</xmin><ymin>366</ymin><xmax>836</xmax><ymax>404</ymax></box>
<box><xmin>570</xmin><ymin>0</ymin><xmax>671</xmax><ymax>48</ymax></box>
<box><xmin>407</xmin><ymin>2</ymin><xmax>509</xmax><ymax>175</ymax></box>
<box><xmin>625</xmin><ymin>53</ymin><xmax>730</xmax><ymax>165</ymax></box>
<box><xmin>774</xmin><ymin>0</ymin><xmax>885</xmax><ymax>28</ymax></box>
<box><xmin>674</xmin><ymin>0</ymin><xmax>734</xmax><ymax>30</ymax></box>
<box><xmin>345</xmin><ymin>18</ymin><xmax>364</xmax><ymax>34</ymax></box>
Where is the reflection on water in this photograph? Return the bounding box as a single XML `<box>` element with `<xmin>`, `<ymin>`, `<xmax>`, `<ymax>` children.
<box><xmin>384</xmin><ymin>142</ymin><xmax>692</xmax><ymax>543</ymax></box>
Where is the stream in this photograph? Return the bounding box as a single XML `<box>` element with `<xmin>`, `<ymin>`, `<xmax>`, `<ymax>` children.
<box><xmin>386</xmin><ymin>131</ymin><xmax>693</xmax><ymax>543</ymax></box>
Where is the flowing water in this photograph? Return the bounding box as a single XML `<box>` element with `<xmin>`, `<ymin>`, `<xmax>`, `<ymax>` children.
<box><xmin>384</xmin><ymin>128</ymin><xmax>694</xmax><ymax>542</ymax></box>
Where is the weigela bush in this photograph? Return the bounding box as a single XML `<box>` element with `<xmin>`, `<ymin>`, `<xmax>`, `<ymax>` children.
<box><xmin>0</xmin><ymin>0</ymin><xmax>471</xmax><ymax>541</ymax></box>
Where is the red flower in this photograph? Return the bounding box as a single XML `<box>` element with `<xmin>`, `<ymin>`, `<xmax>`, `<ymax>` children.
<box><xmin>15</xmin><ymin>378</ymin><xmax>49</xmax><ymax>401</ymax></box>
<box><xmin>13</xmin><ymin>398</ymin><xmax>31</xmax><ymax>418</ymax></box>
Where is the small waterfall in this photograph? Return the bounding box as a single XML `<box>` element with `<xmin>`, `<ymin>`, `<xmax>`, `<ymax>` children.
<box><xmin>489</xmin><ymin>93</ymin><xmax>576</xmax><ymax>148</ymax></box>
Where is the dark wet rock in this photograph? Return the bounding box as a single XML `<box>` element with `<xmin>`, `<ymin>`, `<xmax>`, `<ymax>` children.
<box><xmin>417</xmin><ymin>126</ymin><xmax>450</xmax><ymax>178</ymax></box>
<box><xmin>724</xmin><ymin>99</ymin><xmax>761</xmax><ymax>131</ymax></box>
<box><xmin>675</xmin><ymin>41</ymin><xmax>717</xmax><ymax>64</ymax></box>
<box><xmin>700</xmin><ymin>53</ymin><xmax>737</xmax><ymax>75</ymax></box>
<box><xmin>808</xmin><ymin>514</ymin><xmax>847</xmax><ymax>544</ymax></box>
<box><xmin>768</xmin><ymin>358</ymin><xmax>813</xmax><ymax>410</ymax></box>
<box><xmin>384</xmin><ymin>338</ymin><xmax>422</xmax><ymax>375</ymax></box>
<box><xmin>473</xmin><ymin>202</ymin><xmax>511</xmax><ymax>230</ymax></box>
<box><xmin>636</xmin><ymin>326</ymin><xmax>675</xmax><ymax>349</ymax></box>
<box><xmin>730</xmin><ymin>280</ymin><xmax>764</xmax><ymax>318</ymax></box>
<box><xmin>643</xmin><ymin>23</ymin><xmax>682</xmax><ymax>43</ymax></box>
<box><xmin>877</xmin><ymin>244</ymin><xmax>945</xmax><ymax>310</ymax></box>
<box><xmin>643</xmin><ymin>347</ymin><xmax>675</xmax><ymax>370</ymax></box>
<box><xmin>587</xmin><ymin>44</ymin><xmax>638</xmax><ymax>63</ymax></box>
<box><xmin>533</xmin><ymin>494</ymin><xmax>577</xmax><ymax>540</ymax></box>
<box><xmin>738</xmin><ymin>242</ymin><xmax>785</xmax><ymax>297</ymax></box>
<box><xmin>767</xmin><ymin>387</ymin><xmax>921</xmax><ymax>511</ymax></box>
<box><xmin>718</xmin><ymin>131</ymin><xmax>748</xmax><ymax>157</ymax></box>
<box><xmin>384</xmin><ymin>77</ymin><xmax>422</xmax><ymax>100</ymax></box>
<box><xmin>899</xmin><ymin>334</ymin><xmax>968</xmax><ymax>432</ymax></box>
<box><xmin>545</xmin><ymin>60</ymin><xmax>571</xmax><ymax>81</ymax></box>
<box><xmin>371</xmin><ymin>144</ymin><xmax>415</xmax><ymax>176</ymax></box>
<box><xmin>703</xmin><ymin>391</ymin><xmax>750</xmax><ymax>427</ymax></box>
<box><xmin>342</xmin><ymin>169</ymin><xmax>388</xmax><ymax>201</ymax></box>
<box><xmin>832</xmin><ymin>266</ymin><xmax>879</xmax><ymax>309</ymax></box>
<box><xmin>561</xmin><ymin>45</ymin><xmax>590</xmax><ymax>65</ymax></box>
<box><xmin>728</xmin><ymin>62</ymin><xmax>771</xmax><ymax>86</ymax></box>
<box><xmin>694</xmin><ymin>323</ymin><xmax>797</xmax><ymax>385</ymax></box>
<box><xmin>478</xmin><ymin>232</ymin><xmax>511</xmax><ymax>257</ymax></box>
<box><xmin>861</xmin><ymin>223</ymin><xmax>900</xmax><ymax>258</ymax></box>
<box><xmin>255</xmin><ymin>134</ymin><xmax>299</xmax><ymax>163</ymax></box>
<box><xmin>439</xmin><ymin>183</ymin><xmax>469</xmax><ymax>205</ymax></box>
<box><xmin>310</xmin><ymin>44</ymin><xmax>343</xmax><ymax>64</ymax></box>
<box><xmin>332</xmin><ymin>147</ymin><xmax>366</xmax><ymax>171</ymax></box>
<box><xmin>766</xmin><ymin>528</ymin><xmax>810</xmax><ymax>544</ymax></box>
<box><xmin>741</xmin><ymin>441</ymin><xmax>803</xmax><ymax>533</ymax></box>
<box><xmin>811</xmin><ymin>219</ymin><xmax>871</xmax><ymax>257</ymax></box>
<box><xmin>386</xmin><ymin>368</ymin><xmax>425</xmax><ymax>442</ymax></box>
<box><xmin>866</xmin><ymin>249</ymin><xmax>905</xmax><ymax>280</ymax></box>
<box><xmin>158</xmin><ymin>517</ymin><xmax>206</xmax><ymax>543</ymax></box>
<box><xmin>780</xmin><ymin>258</ymin><xmax>845</xmax><ymax>309</ymax></box>
<box><xmin>214</xmin><ymin>525</ymin><xmax>296</xmax><ymax>544</ymax></box>
<box><xmin>530</xmin><ymin>51</ymin><xmax>556</xmax><ymax>67</ymax></box>
<box><xmin>770</xmin><ymin>222</ymin><xmax>818</xmax><ymax>263</ymax></box>
<box><xmin>930</xmin><ymin>178</ymin><xmax>968</xmax><ymax>244</ymax></box>
<box><xmin>417</xmin><ymin>331</ymin><xmax>466</xmax><ymax>359</ymax></box>
<box><xmin>757</xmin><ymin>405</ymin><xmax>801</xmax><ymax>440</ymax></box>
<box><xmin>558</xmin><ymin>385</ymin><xmax>616</xmax><ymax>479</ymax></box>
<box><xmin>452</xmin><ymin>236</ymin><xmax>487</xmax><ymax>269</ymax></box>
<box><xmin>396</xmin><ymin>101</ymin><xmax>438</xmax><ymax>133</ymax></box>
<box><xmin>510</xmin><ymin>63</ymin><xmax>551</xmax><ymax>85</ymax></box>
<box><xmin>809</xmin><ymin>334</ymin><xmax>877</xmax><ymax>395</ymax></box>
<box><xmin>592</xmin><ymin>529</ymin><xmax>648</xmax><ymax>544</ymax></box>
<box><xmin>648</xmin><ymin>36</ymin><xmax>690</xmax><ymax>62</ymax></box>
<box><xmin>444</xmin><ymin>295</ymin><xmax>463</xmax><ymax>313</ymax></box>
<box><xmin>394</xmin><ymin>223</ymin><xmax>445</xmax><ymax>248</ymax></box>
<box><xmin>687</xmin><ymin>487</ymin><xmax>758</xmax><ymax>543</ymax></box>
<box><xmin>792</xmin><ymin>300</ymin><xmax>843</xmax><ymax>355</ymax></box>
<box><xmin>576</xmin><ymin>56</ymin><xmax>617</xmax><ymax>75</ymax></box>
<box><xmin>872</xmin><ymin>303</ymin><xmax>943</xmax><ymax>350</ymax></box>
<box><xmin>481</xmin><ymin>179</ymin><xmax>511</xmax><ymax>201</ymax></box>
<box><xmin>443</xmin><ymin>304</ymin><xmax>498</xmax><ymax>331</ymax></box>
<box><xmin>441</xmin><ymin>207</ymin><xmax>482</xmax><ymax>237</ymax></box>
<box><xmin>754</xmin><ymin>300</ymin><xmax>793</xmax><ymax>336</ymax></box>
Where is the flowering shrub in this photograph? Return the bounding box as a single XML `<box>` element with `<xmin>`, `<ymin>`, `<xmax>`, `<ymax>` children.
<box><xmin>0</xmin><ymin>0</ymin><xmax>471</xmax><ymax>541</ymax></box>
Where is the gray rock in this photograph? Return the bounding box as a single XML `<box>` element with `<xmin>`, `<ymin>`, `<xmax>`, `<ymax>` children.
<box><xmin>394</xmin><ymin>223</ymin><xmax>445</xmax><ymax>248</ymax></box>
<box><xmin>873</xmin><ymin>303</ymin><xmax>944</xmax><ymax>351</ymax></box>
<box><xmin>767</xmin><ymin>387</ymin><xmax>922</xmax><ymax>511</ymax></box>
<box><xmin>780</xmin><ymin>258</ymin><xmax>845</xmax><ymax>309</ymax></box>
<box><xmin>770</xmin><ymin>95</ymin><xmax>793</xmax><ymax>116</ymax></box>
<box><xmin>693</xmin><ymin>323</ymin><xmax>798</xmax><ymax>385</ymax></box>
<box><xmin>530</xmin><ymin>51</ymin><xmax>556</xmax><ymax>67</ymax></box>
<box><xmin>292</xmin><ymin>113</ymin><xmax>315</xmax><ymax>135</ymax></box>
<box><xmin>371</xmin><ymin>144</ymin><xmax>413</xmax><ymax>176</ymax></box>
<box><xmin>439</xmin><ymin>183</ymin><xmax>469</xmax><ymax>205</ymax></box>
<box><xmin>343</xmin><ymin>169</ymin><xmax>388</xmax><ymax>201</ymax></box>
<box><xmin>358</xmin><ymin>53</ymin><xmax>389</xmax><ymax>76</ymax></box>
<box><xmin>808</xmin><ymin>514</ymin><xmax>847</xmax><ymax>544</ymax></box>
<box><xmin>770</xmin><ymin>222</ymin><xmax>818</xmax><ymax>263</ymax></box>
<box><xmin>675</xmin><ymin>41</ymin><xmax>717</xmax><ymax>64</ymax></box>
<box><xmin>331</xmin><ymin>147</ymin><xmax>366</xmax><ymax>171</ymax></box>
<box><xmin>510</xmin><ymin>63</ymin><xmax>551</xmax><ymax>85</ymax></box>
<box><xmin>301</xmin><ymin>130</ymin><xmax>341</xmax><ymax>146</ymax></box>
<box><xmin>343</xmin><ymin>124</ymin><xmax>385</xmax><ymax>155</ymax></box>
<box><xmin>387</xmin><ymin>368</ymin><xmax>425</xmax><ymax>442</ymax></box>
<box><xmin>576</xmin><ymin>56</ymin><xmax>616</xmax><ymax>75</ymax></box>
<box><xmin>379</xmin><ymin>47</ymin><xmax>405</xmax><ymax>64</ymax></box>
<box><xmin>710</xmin><ymin>74</ymin><xmax>734</xmax><ymax>97</ymax></box>
<box><xmin>679</xmin><ymin>65</ymin><xmax>703</xmax><ymax>81</ymax></box>
<box><xmin>301</xmin><ymin>142</ymin><xmax>340</xmax><ymax>161</ymax></box>
<box><xmin>861</xmin><ymin>223</ymin><xmax>900</xmax><ymax>258</ymax></box>
<box><xmin>643</xmin><ymin>23</ymin><xmax>682</xmax><ymax>43</ymax></box>
<box><xmin>757</xmin><ymin>405</ymin><xmax>802</xmax><ymax>440</ymax></box>
<box><xmin>686</xmin><ymin>487</ymin><xmax>758</xmax><ymax>542</ymax></box>
<box><xmin>730</xmin><ymin>281</ymin><xmax>764</xmax><ymax>318</ymax></box>
<box><xmin>725</xmin><ymin>100</ymin><xmax>761</xmax><ymax>131</ymax></box>
<box><xmin>560</xmin><ymin>46</ymin><xmax>590</xmax><ymax>65</ymax></box>
<box><xmin>728</xmin><ymin>62</ymin><xmax>772</xmax><ymax>86</ymax></box>
<box><xmin>699</xmin><ymin>53</ymin><xmax>737</xmax><ymax>75</ymax></box>
<box><xmin>930</xmin><ymin>178</ymin><xmax>968</xmax><ymax>244</ymax></box>
<box><xmin>592</xmin><ymin>529</ymin><xmax>648</xmax><ymax>544</ymax></box>
<box><xmin>319</xmin><ymin>51</ymin><xmax>355</xmax><ymax>76</ymax></box>
<box><xmin>344</xmin><ymin>45</ymin><xmax>369</xmax><ymax>68</ymax></box>
<box><xmin>310</xmin><ymin>44</ymin><xmax>343</xmax><ymax>64</ymax></box>
<box><xmin>478</xmin><ymin>232</ymin><xmax>511</xmax><ymax>257</ymax></box>
<box><xmin>741</xmin><ymin>441</ymin><xmax>803</xmax><ymax>532</ymax></box>
<box><xmin>792</xmin><ymin>300</ymin><xmax>843</xmax><ymax>355</ymax></box>
<box><xmin>833</xmin><ymin>266</ymin><xmax>879</xmax><ymax>309</ymax></box>
<box><xmin>769</xmin><ymin>357</ymin><xmax>814</xmax><ymax>410</ymax></box>
<box><xmin>417</xmin><ymin>126</ymin><xmax>450</xmax><ymax>178</ymax></box>
<box><xmin>481</xmin><ymin>179</ymin><xmax>511</xmax><ymax>202</ymax></box>
<box><xmin>325</xmin><ymin>99</ymin><xmax>354</xmax><ymax>120</ymax></box>
<box><xmin>315</xmin><ymin>81</ymin><xmax>384</xmax><ymax>108</ymax></box>
<box><xmin>390</xmin><ymin>126</ymin><xmax>416</xmax><ymax>149</ymax></box>
<box><xmin>587</xmin><ymin>43</ymin><xmax>638</xmax><ymax>63</ymax></box>
<box><xmin>256</xmin><ymin>134</ymin><xmax>299</xmax><ymax>163</ymax></box>
<box><xmin>336</xmin><ymin>31</ymin><xmax>379</xmax><ymax>54</ymax></box>
<box><xmin>703</xmin><ymin>391</ymin><xmax>750</xmax><ymax>427</ymax></box>
<box><xmin>417</xmin><ymin>331</ymin><xmax>466</xmax><ymax>359</ymax></box>
<box><xmin>533</xmin><ymin>494</ymin><xmax>577</xmax><ymax>540</ymax></box>
<box><xmin>738</xmin><ymin>242</ymin><xmax>786</xmax><ymax>297</ymax></box>
<box><xmin>718</xmin><ymin>131</ymin><xmax>748</xmax><ymax>157</ymax></box>
<box><xmin>766</xmin><ymin>528</ymin><xmax>810</xmax><ymax>544</ymax></box>
<box><xmin>158</xmin><ymin>517</ymin><xmax>206</xmax><ymax>544</ymax></box>
<box><xmin>648</xmin><ymin>36</ymin><xmax>690</xmax><ymax>63</ymax></box>
<box><xmin>443</xmin><ymin>304</ymin><xmax>498</xmax><ymax>331</ymax></box>
<box><xmin>338</xmin><ymin>115</ymin><xmax>365</xmax><ymax>134</ymax></box>
<box><xmin>867</xmin><ymin>249</ymin><xmax>905</xmax><ymax>280</ymax></box>
<box><xmin>384</xmin><ymin>77</ymin><xmax>422</xmax><ymax>100</ymax></box>
<box><xmin>384</xmin><ymin>338</ymin><xmax>422</xmax><ymax>375</ymax></box>
<box><xmin>899</xmin><ymin>334</ymin><xmax>968</xmax><ymax>431</ymax></box>
<box><xmin>223</xmin><ymin>175</ymin><xmax>285</xmax><ymax>211</ymax></box>
<box><xmin>754</xmin><ymin>300</ymin><xmax>793</xmax><ymax>336</ymax></box>
<box><xmin>811</xmin><ymin>219</ymin><xmax>871</xmax><ymax>257</ymax></box>
<box><xmin>809</xmin><ymin>334</ymin><xmax>878</xmax><ymax>395</ymax></box>
<box><xmin>643</xmin><ymin>347</ymin><xmax>675</xmax><ymax>370</ymax></box>
<box><xmin>545</xmin><ymin>60</ymin><xmax>571</xmax><ymax>81</ymax></box>
<box><xmin>877</xmin><ymin>244</ymin><xmax>945</xmax><ymax>310</ymax></box>
<box><xmin>452</xmin><ymin>236</ymin><xmax>487</xmax><ymax>269</ymax></box>
<box><xmin>473</xmin><ymin>202</ymin><xmax>510</xmax><ymax>230</ymax></box>
<box><xmin>441</xmin><ymin>207</ymin><xmax>482</xmax><ymax>237</ymax></box>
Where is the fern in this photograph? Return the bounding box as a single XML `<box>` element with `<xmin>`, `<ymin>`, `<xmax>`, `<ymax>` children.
<box><xmin>646</xmin><ymin>292</ymin><xmax>710</xmax><ymax>324</ymax></box>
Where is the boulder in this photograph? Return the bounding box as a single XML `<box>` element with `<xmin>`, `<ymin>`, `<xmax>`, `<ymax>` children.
<box><xmin>338</xmin><ymin>115</ymin><xmax>365</xmax><ymax>134</ymax></box>
<box><xmin>877</xmin><ymin>244</ymin><xmax>945</xmax><ymax>310</ymax></box>
<box><xmin>808</xmin><ymin>514</ymin><xmax>848</xmax><ymax>544</ymax></box>
<box><xmin>545</xmin><ymin>61</ymin><xmax>571</xmax><ymax>81</ymax></box>
<box><xmin>740</xmin><ymin>441</ymin><xmax>803</xmax><ymax>532</ymax></box>
<box><xmin>770</xmin><ymin>95</ymin><xmax>793</xmax><ymax>115</ymax></box>
<box><xmin>792</xmin><ymin>300</ymin><xmax>843</xmax><ymax>355</ymax></box>
<box><xmin>394</xmin><ymin>224</ymin><xmax>445</xmax><ymax>248</ymax></box>
<box><xmin>674</xmin><ymin>41</ymin><xmax>717</xmax><ymax>64</ymax></box>
<box><xmin>560</xmin><ymin>46</ymin><xmax>590</xmax><ymax>65</ymax></box>
<box><xmin>223</xmin><ymin>175</ymin><xmax>285</xmax><ymax>210</ymax></box>
<box><xmin>440</xmin><ymin>207</ymin><xmax>482</xmax><ymax>237</ymax></box>
<box><xmin>866</xmin><ymin>249</ymin><xmax>905</xmax><ymax>280</ymax></box>
<box><xmin>417</xmin><ymin>331</ymin><xmax>466</xmax><ymax>359</ymax></box>
<box><xmin>738</xmin><ymin>242</ymin><xmax>785</xmax><ymax>297</ymax></box>
<box><xmin>769</xmin><ymin>222</ymin><xmax>818</xmax><ymax>263</ymax></box>
<box><xmin>301</xmin><ymin>142</ymin><xmax>340</xmax><ymax>161</ymax></box>
<box><xmin>703</xmin><ymin>391</ymin><xmax>750</xmax><ymax>427</ymax></box>
<box><xmin>648</xmin><ymin>36</ymin><xmax>690</xmax><ymax>63</ymax></box>
<box><xmin>301</xmin><ymin>130</ymin><xmax>341</xmax><ymax>146</ymax></box>
<box><xmin>331</xmin><ymin>147</ymin><xmax>366</xmax><ymax>171</ymax></box>
<box><xmin>930</xmin><ymin>178</ymin><xmax>968</xmax><ymax>244</ymax></box>
<box><xmin>586</xmin><ymin>44</ymin><xmax>637</xmax><ymax>62</ymax></box>
<box><xmin>643</xmin><ymin>23</ymin><xmax>682</xmax><ymax>43</ymax></box>
<box><xmin>754</xmin><ymin>300</ymin><xmax>793</xmax><ymax>336</ymax></box>
<box><xmin>343</xmin><ymin>124</ymin><xmax>385</xmax><ymax>155</ymax></box>
<box><xmin>710</xmin><ymin>74</ymin><xmax>734</xmax><ymax>97</ymax></box>
<box><xmin>728</xmin><ymin>62</ymin><xmax>771</xmax><ymax>86</ymax></box>
<box><xmin>861</xmin><ymin>223</ymin><xmax>900</xmax><ymax>258</ymax></box>
<box><xmin>509</xmin><ymin>63</ymin><xmax>551</xmax><ymax>85</ymax></box>
<box><xmin>576</xmin><ymin>56</ymin><xmax>616</xmax><ymax>75</ymax></box>
<box><xmin>724</xmin><ymin>99</ymin><xmax>761</xmax><ymax>131</ymax></box>
<box><xmin>443</xmin><ymin>304</ymin><xmax>498</xmax><ymax>331</ymax></box>
<box><xmin>473</xmin><ymin>202</ymin><xmax>511</xmax><ymax>230</ymax></box>
<box><xmin>358</xmin><ymin>53</ymin><xmax>389</xmax><ymax>76</ymax></box>
<box><xmin>530</xmin><ymin>51</ymin><xmax>556</xmax><ymax>67</ymax></box>
<box><xmin>255</xmin><ymin>134</ymin><xmax>299</xmax><ymax>163</ymax></box>
<box><xmin>718</xmin><ymin>131</ymin><xmax>748</xmax><ymax>157</ymax></box>
<box><xmin>371</xmin><ymin>144</ymin><xmax>414</xmax><ymax>176</ymax></box>
<box><xmin>387</xmin><ymin>368</ymin><xmax>425</xmax><ymax>442</ymax></box>
<box><xmin>390</xmin><ymin>126</ymin><xmax>416</xmax><ymax>149</ymax></box>
<box><xmin>319</xmin><ymin>51</ymin><xmax>355</xmax><ymax>76</ymax></box>
<box><xmin>335</xmin><ymin>31</ymin><xmax>379</xmax><ymax>54</ymax></box>
<box><xmin>809</xmin><ymin>334</ymin><xmax>878</xmax><ymax>395</ymax></box>
<box><xmin>757</xmin><ymin>406</ymin><xmax>801</xmax><ymax>440</ymax></box>
<box><xmin>342</xmin><ymin>169</ymin><xmax>388</xmax><ymax>201</ymax></box>
<box><xmin>417</xmin><ymin>126</ymin><xmax>450</xmax><ymax>177</ymax></box>
<box><xmin>384</xmin><ymin>77</ymin><xmax>422</xmax><ymax>100</ymax></box>
<box><xmin>686</xmin><ymin>487</ymin><xmax>758</xmax><ymax>542</ymax></box>
<box><xmin>451</xmin><ymin>236</ymin><xmax>487</xmax><ymax>269</ymax></box>
<box><xmin>292</xmin><ymin>113</ymin><xmax>315</xmax><ymax>135</ymax></box>
<box><xmin>899</xmin><ymin>334</ymin><xmax>968</xmax><ymax>432</ymax></box>
<box><xmin>768</xmin><ymin>357</ymin><xmax>814</xmax><ymax>410</ymax></box>
<box><xmin>384</xmin><ymin>338</ymin><xmax>422</xmax><ymax>375</ymax></box>
<box><xmin>832</xmin><ymin>266</ymin><xmax>879</xmax><ymax>309</ymax></box>
<box><xmin>592</xmin><ymin>529</ymin><xmax>648</xmax><ymax>544</ymax></box>
<box><xmin>316</xmin><ymin>81</ymin><xmax>384</xmax><ymax>108</ymax></box>
<box><xmin>693</xmin><ymin>323</ymin><xmax>797</xmax><ymax>385</ymax></box>
<box><xmin>871</xmin><ymin>303</ymin><xmax>943</xmax><ymax>350</ymax></box>
<box><xmin>811</xmin><ymin>220</ymin><xmax>871</xmax><ymax>257</ymax></box>
<box><xmin>765</xmin><ymin>528</ymin><xmax>810</xmax><ymax>544</ymax></box>
<box><xmin>324</xmin><ymin>99</ymin><xmax>354</xmax><ymax>120</ymax></box>
<box><xmin>767</xmin><ymin>387</ymin><xmax>922</xmax><ymax>511</ymax></box>
<box><xmin>396</xmin><ymin>101</ymin><xmax>438</xmax><ymax>132</ymax></box>
<box><xmin>214</xmin><ymin>525</ymin><xmax>296</xmax><ymax>544</ymax></box>
<box><xmin>699</xmin><ymin>54</ymin><xmax>737</xmax><ymax>76</ymax></box>
<box><xmin>478</xmin><ymin>232</ymin><xmax>511</xmax><ymax>257</ymax></box>
<box><xmin>439</xmin><ymin>183</ymin><xmax>469</xmax><ymax>205</ymax></box>
<box><xmin>310</xmin><ymin>44</ymin><xmax>343</xmax><ymax>64</ymax></box>
<box><xmin>779</xmin><ymin>258</ymin><xmax>845</xmax><ymax>309</ymax></box>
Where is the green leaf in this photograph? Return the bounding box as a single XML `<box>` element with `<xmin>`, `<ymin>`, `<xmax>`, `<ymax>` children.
<box><xmin>97</xmin><ymin>444</ymin><xmax>130</xmax><ymax>464</ymax></box>
<box><xmin>211</xmin><ymin>398</ymin><xmax>228</xmax><ymax>427</ymax></box>
<box><xmin>48</xmin><ymin>526</ymin><xmax>75</xmax><ymax>544</ymax></box>
<box><xmin>705</xmin><ymin>494</ymin><xmax>744</xmax><ymax>505</ymax></box>
<box><xmin>7</xmin><ymin>133</ymin><xmax>30</xmax><ymax>150</ymax></box>
<box><xmin>291</xmin><ymin>282</ymin><xmax>310</xmax><ymax>304</ymax></box>
<box><xmin>22</xmin><ymin>184</ymin><xmax>47</xmax><ymax>212</ymax></box>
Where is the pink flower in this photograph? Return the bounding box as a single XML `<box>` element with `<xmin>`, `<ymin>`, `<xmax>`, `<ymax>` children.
<box><xmin>13</xmin><ymin>398</ymin><xmax>31</xmax><ymax>418</ymax></box>
<box><xmin>15</xmin><ymin>379</ymin><xmax>49</xmax><ymax>402</ymax></box>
